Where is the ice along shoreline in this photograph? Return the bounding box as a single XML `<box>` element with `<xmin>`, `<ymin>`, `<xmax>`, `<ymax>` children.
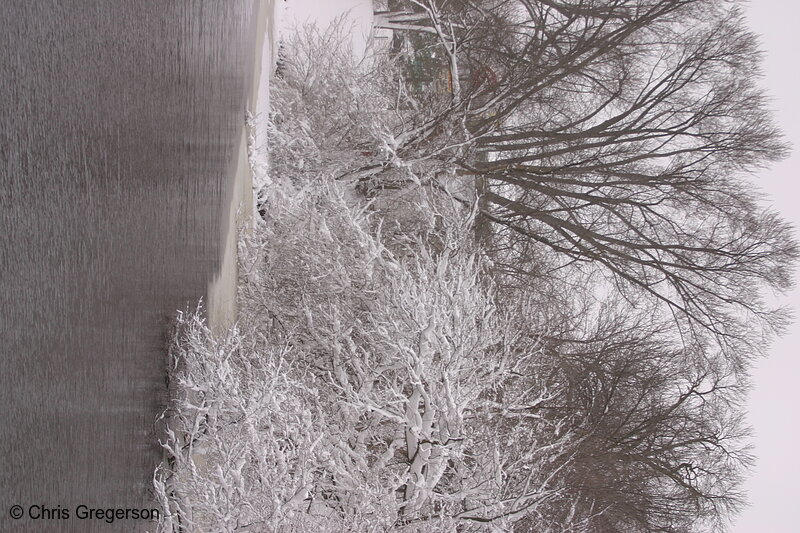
<box><xmin>206</xmin><ymin>0</ymin><xmax>276</xmax><ymax>333</ymax></box>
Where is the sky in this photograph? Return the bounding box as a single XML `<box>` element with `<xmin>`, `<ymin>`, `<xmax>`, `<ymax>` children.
<box><xmin>279</xmin><ymin>1</ymin><xmax>799</xmax><ymax>530</ymax></box>
<box><xmin>730</xmin><ymin>2</ymin><xmax>800</xmax><ymax>532</ymax></box>
<box><xmin>276</xmin><ymin>0</ymin><xmax>374</xmax><ymax>57</ymax></box>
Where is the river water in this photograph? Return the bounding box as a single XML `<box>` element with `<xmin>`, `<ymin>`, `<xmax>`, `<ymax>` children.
<box><xmin>0</xmin><ymin>2</ymin><xmax>260</xmax><ymax>530</ymax></box>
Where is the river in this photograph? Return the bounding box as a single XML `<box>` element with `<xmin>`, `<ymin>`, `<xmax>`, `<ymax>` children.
<box><xmin>0</xmin><ymin>1</ymin><xmax>263</xmax><ymax>530</ymax></box>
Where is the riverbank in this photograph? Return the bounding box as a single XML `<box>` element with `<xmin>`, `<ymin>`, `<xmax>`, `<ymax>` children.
<box><xmin>206</xmin><ymin>0</ymin><xmax>276</xmax><ymax>333</ymax></box>
<box><xmin>151</xmin><ymin>3</ymin><xmax>277</xmax><ymax>531</ymax></box>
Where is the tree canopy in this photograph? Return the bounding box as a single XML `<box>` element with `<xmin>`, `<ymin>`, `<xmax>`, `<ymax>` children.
<box><xmin>367</xmin><ymin>0</ymin><xmax>796</xmax><ymax>356</ymax></box>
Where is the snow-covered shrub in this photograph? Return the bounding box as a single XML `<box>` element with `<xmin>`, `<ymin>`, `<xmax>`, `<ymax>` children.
<box><xmin>267</xmin><ymin>21</ymin><xmax>396</xmax><ymax>186</ymax></box>
<box><xmin>155</xmin><ymin>180</ymin><xmax>578</xmax><ymax>532</ymax></box>
<box><xmin>238</xmin><ymin>182</ymin><xmax>502</xmax><ymax>526</ymax></box>
<box><xmin>266</xmin><ymin>17</ymin><xmax>448</xmax><ymax>202</ymax></box>
<box><xmin>154</xmin><ymin>308</ymin><xmax>339</xmax><ymax>533</ymax></box>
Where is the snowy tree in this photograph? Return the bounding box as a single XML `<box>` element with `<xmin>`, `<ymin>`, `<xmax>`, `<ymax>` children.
<box><xmin>361</xmin><ymin>0</ymin><xmax>796</xmax><ymax>357</ymax></box>
<box><xmin>236</xmin><ymin>183</ymin><xmax>587</xmax><ymax>531</ymax></box>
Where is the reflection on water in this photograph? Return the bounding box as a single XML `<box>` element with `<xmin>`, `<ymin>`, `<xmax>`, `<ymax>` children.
<box><xmin>0</xmin><ymin>1</ymin><xmax>258</xmax><ymax>530</ymax></box>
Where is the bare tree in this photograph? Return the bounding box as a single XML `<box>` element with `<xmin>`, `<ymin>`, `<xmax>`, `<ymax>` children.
<box><xmin>542</xmin><ymin>304</ymin><xmax>751</xmax><ymax>533</ymax></box>
<box><xmin>363</xmin><ymin>0</ymin><xmax>796</xmax><ymax>354</ymax></box>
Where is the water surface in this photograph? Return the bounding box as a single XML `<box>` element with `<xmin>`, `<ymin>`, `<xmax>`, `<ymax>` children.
<box><xmin>0</xmin><ymin>2</ymin><xmax>259</xmax><ymax>530</ymax></box>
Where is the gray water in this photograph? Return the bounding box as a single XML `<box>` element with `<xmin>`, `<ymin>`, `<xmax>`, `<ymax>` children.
<box><xmin>0</xmin><ymin>2</ymin><xmax>259</xmax><ymax>530</ymax></box>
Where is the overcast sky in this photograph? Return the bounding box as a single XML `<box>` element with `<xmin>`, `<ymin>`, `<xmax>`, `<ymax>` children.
<box><xmin>731</xmin><ymin>2</ymin><xmax>800</xmax><ymax>532</ymax></box>
<box><xmin>277</xmin><ymin>0</ymin><xmax>373</xmax><ymax>56</ymax></box>
<box><xmin>279</xmin><ymin>1</ymin><xmax>799</xmax><ymax>530</ymax></box>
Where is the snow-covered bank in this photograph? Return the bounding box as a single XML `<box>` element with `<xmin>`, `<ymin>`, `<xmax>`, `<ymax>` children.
<box><xmin>153</xmin><ymin>2</ymin><xmax>278</xmax><ymax>531</ymax></box>
<box><xmin>205</xmin><ymin>0</ymin><xmax>376</xmax><ymax>331</ymax></box>
<box><xmin>206</xmin><ymin>0</ymin><xmax>277</xmax><ymax>332</ymax></box>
